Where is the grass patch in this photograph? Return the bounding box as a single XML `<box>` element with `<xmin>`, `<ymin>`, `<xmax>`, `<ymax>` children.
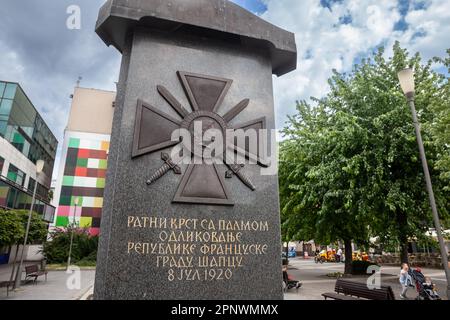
<box><xmin>46</xmin><ymin>262</ymin><xmax>96</xmax><ymax>270</ymax></box>
<box><xmin>327</xmin><ymin>272</ymin><xmax>344</xmax><ymax>278</ymax></box>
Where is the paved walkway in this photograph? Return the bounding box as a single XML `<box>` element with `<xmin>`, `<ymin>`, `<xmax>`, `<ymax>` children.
<box><xmin>1</xmin><ymin>258</ymin><xmax>447</xmax><ymax>300</ymax></box>
<box><xmin>284</xmin><ymin>257</ymin><xmax>448</xmax><ymax>300</ymax></box>
<box><xmin>0</xmin><ymin>263</ymin><xmax>95</xmax><ymax>300</ymax></box>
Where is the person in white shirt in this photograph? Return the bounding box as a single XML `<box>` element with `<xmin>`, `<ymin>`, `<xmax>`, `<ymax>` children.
<box><xmin>336</xmin><ymin>248</ymin><xmax>343</xmax><ymax>263</ymax></box>
<box><xmin>399</xmin><ymin>263</ymin><xmax>413</xmax><ymax>299</ymax></box>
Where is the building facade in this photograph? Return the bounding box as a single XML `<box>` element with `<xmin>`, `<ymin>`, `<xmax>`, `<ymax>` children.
<box><xmin>0</xmin><ymin>81</ymin><xmax>57</xmax><ymax>217</ymax></box>
<box><xmin>52</xmin><ymin>87</ymin><xmax>115</xmax><ymax>236</ymax></box>
<box><xmin>0</xmin><ymin>80</ymin><xmax>58</xmax><ymax>264</ymax></box>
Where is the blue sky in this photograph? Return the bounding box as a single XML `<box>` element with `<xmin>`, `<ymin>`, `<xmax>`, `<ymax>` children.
<box><xmin>0</xmin><ymin>0</ymin><xmax>448</xmax><ymax>179</ymax></box>
<box><xmin>231</xmin><ymin>0</ymin><xmax>267</xmax><ymax>14</ymax></box>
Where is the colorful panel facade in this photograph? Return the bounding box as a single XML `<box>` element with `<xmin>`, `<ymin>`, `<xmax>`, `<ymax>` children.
<box><xmin>54</xmin><ymin>135</ymin><xmax>109</xmax><ymax>235</ymax></box>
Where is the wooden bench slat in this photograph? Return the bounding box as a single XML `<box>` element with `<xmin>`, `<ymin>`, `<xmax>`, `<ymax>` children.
<box><xmin>325</xmin><ymin>278</ymin><xmax>396</xmax><ymax>300</ymax></box>
<box><xmin>322</xmin><ymin>292</ymin><xmax>360</xmax><ymax>300</ymax></box>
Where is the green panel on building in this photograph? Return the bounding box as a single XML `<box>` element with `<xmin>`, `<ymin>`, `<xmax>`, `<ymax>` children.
<box><xmin>59</xmin><ymin>195</ymin><xmax>72</xmax><ymax>206</ymax></box>
<box><xmin>56</xmin><ymin>216</ymin><xmax>69</xmax><ymax>227</ymax></box>
<box><xmin>62</xmin><ymin>176</ymin><xmax>74</xmax><ymax>186</ymax></box>
<box><xmin>76</xmin><ymin>158</ymin><xmax>88</xmax><ymax>167</ymax></box>
<box><xmin>96</xmin><ymin>178</ymin><xmax>105</xmax><ymax>188</ymax></box>
<box><xmin>68</xmin><ymin>138</ymin><xmax>80</xmax><ymax>148</ymax></box>
<box><xmin>99</xmin><ymin>159</ymin><xmax>108</xmax><ymax>169</ymax></box>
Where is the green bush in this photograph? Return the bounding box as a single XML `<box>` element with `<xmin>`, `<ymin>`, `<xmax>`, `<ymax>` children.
<box><xmin>351</xmin><ymin>260</ymin><xmax>378</xmax><ymax>275</ymax></box>
<box><xmin>42</xmin><ymin>227</ymin><xmax>98</xmax><ymax>264</ymax></box>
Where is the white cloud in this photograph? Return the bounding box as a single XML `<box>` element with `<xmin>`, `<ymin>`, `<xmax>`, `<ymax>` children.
<box><xmin>387</xmin><ymin>0</ymin><xmax>450</xmax><ymax>60</ymax></box>
<box><xmin>0</xmin><ymin>43</ymin><xmax>26</xmax><ymax>82</ymax></box>
<box><xmin>261</xmin><ymin>0</ymin><xmax>449</xmax><ymax>133</ymax></box>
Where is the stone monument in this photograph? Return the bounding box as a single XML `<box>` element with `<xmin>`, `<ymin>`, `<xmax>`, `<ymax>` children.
<box><xmin>94</xmin><ymin>0</ymin><xmax>297</xmax><ymax>300</ymax></box>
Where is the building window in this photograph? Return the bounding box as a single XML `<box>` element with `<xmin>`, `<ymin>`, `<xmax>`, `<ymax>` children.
<box><xmin>28</xmin><ymin>177</ymin><xmax>36</xmax><ymax>192</ymax></box>
<box><xmin>3</xmin><ymin>83</ymin><xmax>17</xmax><ymax>100</ymax></box>
<box><xmin>27</xmin><ymin>177</ymin><xmax>49</xmax><ymax>200</ymax></box>
<box><xmin>0</xmin><ymin>82</ymin><xmax>57</xmax><ymax>177</ymax></box>
<box><xmin>7</xmin><ymin>164</ymin><xmax>26</xmax><ymax>187</ymax></box>
<box><xmin>0</xmin><ymin>99</ymin><xmax>12</xmax><ymax>137</ymax></box>
<box><xmin>0</xmin><ymin>82</ymin><xmax>6</xmax><ymax>97</ymax></box>
<box><xmin>0</xmin><ymin>156</ymin><xmax>4</xmax><ymax>175</ymax></box>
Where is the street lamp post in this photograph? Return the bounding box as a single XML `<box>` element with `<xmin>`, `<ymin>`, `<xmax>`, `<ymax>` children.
<box><xmin>14</xmin><ymin>159</ymin><xmax>45</xmax><ymax>290</ymax></box>
<box><xmin>67</xmin><ymin>197</ymin><xmax>79</xmax><ymax>269</ymax></box>
<box><xmin>398</xmin><ymin>68</ymin><xmax>450</xmax><ymax>299</ymax></box>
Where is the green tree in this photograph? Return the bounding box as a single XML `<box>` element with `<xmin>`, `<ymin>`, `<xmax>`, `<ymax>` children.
<box><xmin>15</xmin><ymin>210</ymin><xmax>48</xmax><ymax>244</ymax></box>
<box><xmin>429</xmin><ymin>49</ymin><xmax>450</xmax><ymax>193</ymax></box>
<box><xmin>279</xmin><ymin>42</ymin><xmax>449</xmax><ymax>271</ymax></box>
<box><xmin>0</xmin><ymin>209</ymin><xmax>48</xmax><ymax>282</ymax></box>
<box><xmin>0</xmin><ymin>209</ymin><xmax>24</xmax><ymax>248</ymax></box>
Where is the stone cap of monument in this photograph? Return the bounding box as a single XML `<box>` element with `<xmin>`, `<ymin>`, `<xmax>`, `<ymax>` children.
<box><xmin>96</xmin><ymin>0</ymin><xmax>297</xmax><ymax>76</ymax></box>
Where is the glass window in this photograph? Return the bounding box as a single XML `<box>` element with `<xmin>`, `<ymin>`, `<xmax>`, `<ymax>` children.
<box><xmin>43</xmin><ymin>205</ymin><xmax>55</xmax><ymax>223</ymax></box>
<box><xmin>0</xmin><ymin>99</ymin><xmax>13</xmax><ymax>116</ymax></box>
<box><xmin>0</xmin><ymin>180</ymin><xmax>9</xmax><ymax>207</ymax></box>
<box><xmin>0</xmin><ymin>156</ymin><xmax>4</xmax><ymax>174</ymax></box>
<box><xmin>37</xmin><ymin>183</ymin><xmax>49</xmax><ymax>200</ymax></box>
<box><xmin>6</xmin><ymin>186</ymin><xmax>18</xmax><ymax>208</ymax></box>
<box><xmin>0</xmin><ymin>82</ymin><xmax>6</xmax><ymax>97</ymax></box>
<box><xmin>3</xmin><ymin>83</ymin><xmax>17</xmax><ymax>100</ymax></box>
<box><xmin>5</xmin><ymin>126</ymin><xmax>31</xmax><ymax>157</ymax></box>
<box><xmin>15</xmin><ymin>191</ymin><xmax>32</xmax><ymax>210</ymax></box>
<box><xmin>7</xmin><ymin>164</ymin><xmax>26</xmax><ymax>187</ymax></box>
<box><xmin>28</xmin><ymin>177</ymin><xmax>36</xmax><ymax>192</ymax></box>
<box><xmin>0</xmin><ymin>120</ymin><xmax>6</xmax><ymax>137</ymax></box>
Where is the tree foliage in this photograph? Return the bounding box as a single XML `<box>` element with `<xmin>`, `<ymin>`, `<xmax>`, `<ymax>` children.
<box><xmin>15</xmin><ymin>210</ymin><xmax>49</xmax><ymax>244</ymax></box>
<box><xmin>0</xmin><ymin>209</ymin><xmax>24</xmax><ymax>247</ymax></box>
<box><xmin>279</xmin><ymin>42</ymin><xmax>449</xmax><ymax>271</ymax></box>
<box><xmin>0</xmin><ymin>209</ymin><xmax>48</xmax><ymax>247</ymax></box>
<box><xmin>42</xmin><ymin>227</ymin><xmax>98</xmax><ymax>265</ymax></box>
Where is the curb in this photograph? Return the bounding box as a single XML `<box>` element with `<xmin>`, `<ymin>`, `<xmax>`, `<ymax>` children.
<box><xmin>77</xmin><ymin>285</ymin><xmax>94</xmax><ymax>300</ymax></box>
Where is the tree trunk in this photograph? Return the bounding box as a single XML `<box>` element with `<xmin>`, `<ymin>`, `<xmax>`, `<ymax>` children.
<box><xmin>396</xmin><ymin>211</ymin><xmax>409</xmax><ymax>264</ymax></box>
<box><xmin>344</xmin><ymin>239</ymin><xmax>353</xmax><ymax>275</ymax></box>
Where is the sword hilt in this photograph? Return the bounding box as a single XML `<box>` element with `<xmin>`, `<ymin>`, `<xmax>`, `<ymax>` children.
<box><xmin>226</xmin><ymin>163</ymin><xmax>256</xmax><ymax>191</ymax></box>
<box><xmin>147</xmin><ymin>163</ymin><xmax>171</xmax><ymax>185</ymax></box>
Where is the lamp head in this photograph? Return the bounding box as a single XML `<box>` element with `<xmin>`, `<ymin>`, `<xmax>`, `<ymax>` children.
<box><xmin>36</xmin><ymin>160</ymin><xmax>45</xmax><ymax>174</ymax></box>
<box><xmin>397</xmin><ymin>68</ymin><xmax>415</xmax><ymax>95</ymax></box>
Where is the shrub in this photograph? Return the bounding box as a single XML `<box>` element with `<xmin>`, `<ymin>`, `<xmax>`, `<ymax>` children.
<box><xmin>42</xmin><ymin>227</ymin><xmax>98</xmax><ymax>264</ymax></box>
<box><xmin>351</xmin><ymin>260</ymin><xmax>378</xmax><ymax>275</ymax></box>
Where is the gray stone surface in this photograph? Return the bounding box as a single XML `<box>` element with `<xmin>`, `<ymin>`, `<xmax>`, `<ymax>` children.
<box><xmin>94</xmin><ymin>0</ymin><xmax>297</xmax><ymax>300</ymax></box>
<box><xmin>96</xmin><ymin>0</ymin><xmax>297</xmax><ymax>76</ymax></box>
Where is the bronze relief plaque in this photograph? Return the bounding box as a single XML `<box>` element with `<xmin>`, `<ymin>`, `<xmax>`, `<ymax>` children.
<box><xmin>131</xmin><ymin>71</ymin><xmax>267</xmax><ymax>205</ymax></box>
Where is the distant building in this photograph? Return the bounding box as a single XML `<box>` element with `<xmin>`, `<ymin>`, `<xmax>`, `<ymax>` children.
<box><xmin>0</xmin><ymin>80</ymin><xmax>58</xmax><ymax>264</ymax></box>
<box><xmin>51</xmin><ymin>87</ymin><xmax>115</xmax><ymax>235</ymax></box>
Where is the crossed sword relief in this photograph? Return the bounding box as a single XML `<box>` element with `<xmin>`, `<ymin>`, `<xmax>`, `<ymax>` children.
<box><xmin>131</xmin><ymin>71</ymin><xmax>268</xmax><ymax>205</ymax></box>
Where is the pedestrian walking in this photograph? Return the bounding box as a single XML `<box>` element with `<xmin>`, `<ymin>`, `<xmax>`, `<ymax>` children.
<box><xmin>336</xmin><ymin>248</ymin><xmax>343</xmax><ymax>263</ymax></box>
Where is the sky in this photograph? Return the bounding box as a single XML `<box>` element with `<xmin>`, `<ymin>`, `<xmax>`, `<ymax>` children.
<box><xmin>0</xmin><ymin>0</ymin><xmax>449</xmax><ymax>180</ymax></box>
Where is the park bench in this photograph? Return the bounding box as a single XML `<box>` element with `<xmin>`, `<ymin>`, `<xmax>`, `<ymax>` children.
<box><xmin>0</xmin><ymin>281</ymin><xmax>13</xmax><ymax>297</ymax></box>
<box><xmin>25</xmin><ymin>264</ymin><xmax>48</xmax><ymax>284</ymax></box>
<box><xmin>322</xmin><ymin>278</ymin><xmax>396</xmax><ymax>300</ymax></box>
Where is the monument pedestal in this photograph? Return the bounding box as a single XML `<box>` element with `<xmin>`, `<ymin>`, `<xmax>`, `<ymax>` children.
<box><xmin>94</xmin><ymin>0</ymin><xmax>297</xmax><ymax>300</ymax></box>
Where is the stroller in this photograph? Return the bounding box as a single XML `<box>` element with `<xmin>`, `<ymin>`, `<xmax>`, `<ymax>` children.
<box><xmin>408</xmin><ymin>267</ymin><xmax>441</xmax><ymax>300</ymax></box>
<box><xmin>283</xmin><ymin>269</ymin><xmax>302</xmax><ymax>292</ymax></box>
